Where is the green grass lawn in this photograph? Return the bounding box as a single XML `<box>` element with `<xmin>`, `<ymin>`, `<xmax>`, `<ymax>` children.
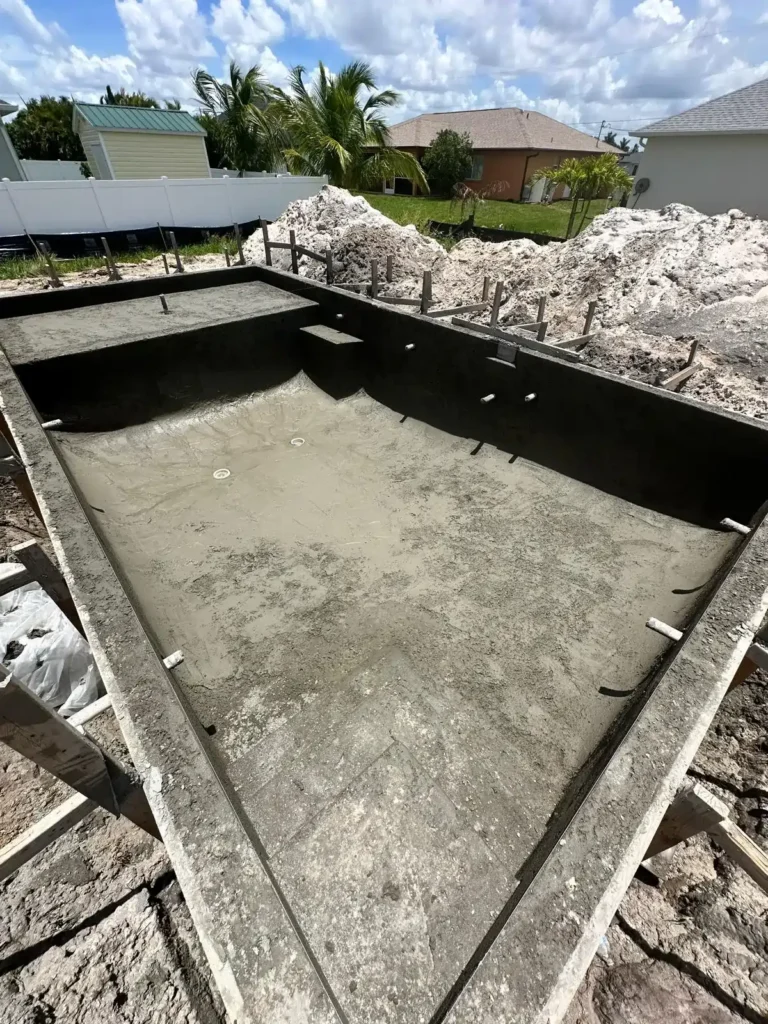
<box><xmin>354</xmin><ymin>192</ymin><xmax>610</xmax><ymax>239</ymax></box>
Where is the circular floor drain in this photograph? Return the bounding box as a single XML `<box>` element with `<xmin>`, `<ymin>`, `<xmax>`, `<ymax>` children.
<box><xmin>290</xmin><ymin>438</ymin><xmax>305</xmax><ymax>447</ymax></box>
<box><xmin>213</xmin><ymin>468</ymin><xmax>231</xmax><ymax>480</ymax></box>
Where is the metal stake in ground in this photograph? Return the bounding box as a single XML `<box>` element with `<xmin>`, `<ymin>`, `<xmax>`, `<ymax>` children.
<box><xmin>371</xmin><ymin>259</ymin><xmax>379</xmax><ymax>300</ymax></box>
<box><xmin>289</xmin><ymin>230</ymin><xmax>299</xmax><ymax>274</ymax></box>
<box><xmin>168</xmin><ymin>231</ymin><xmax>184</xmax><ymax>273</ymax></box>
<box><xmin>482</xmin><ymin>276</ymin><xmax>491</xmax><ymax>301</ymax></box>
<box><xmin>100</xmin><ymin>236</ymin><xmax>121</xmax><ymax>282</ymax></box>
<box><xmin>490</xmin><ymin>281</ymin><xmax>504</xmax><ymax>327</ymax></box>
<box><xmin>536</xmin><ymin>295</ymin><xmax>548</xmax><ymax>340</ymax></box>
<box><xmin>386</xmin><ymin>254</ymin><xmax>393</xmax><ymax>283</ymax></box>
<box><xmin>233</xmin><ymin>222</ymin><xmax>245</xmax><ymax>266</ymax></box>
<box><xmin>38</xmin><ymin>242</ymin><xmax>62</xmax><ymax>289</ymax></box>
<box><xmin>161</xmin><ymin>252</ymin><xmax>169</xmax><ymax>276</ymax></box>
<box><xmin>261</xmin><ymin>220</ymin><xmax>272</xmax><ymax>266</ymax></box>
<box><xmin>420</xmin><ymin>270</ymin><xmax>433</xmax><ymax>314</ymax></box>
<box><xmin>583</xmin><ymin>300</ymin><xmax>597</xmax><ymax>336</ymax></box>
<box><xmin>325</xmin><ymin>248</ymin><xmax>334</xmax><ymax>285</ymax></box>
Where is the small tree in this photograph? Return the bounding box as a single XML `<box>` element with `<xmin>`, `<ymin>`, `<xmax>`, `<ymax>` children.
<box><xmin>7</xmin><ymin>96</ymin><xmax>85</xmax><ymax>162</ymax></box>
<box><xmin>532</xmin><ymin>154</ymin><xmax>633</xmax><ymax>237</ymax></box>
<box><xmin>603</xmin><ymin>130</ymin><xmax>618</xmax><ymax>147</ymax></box>
<box><xmin>618</xmin><ymin>137</ymin><xmax>631</xmax><ymax>152</ymax></box>
<box><xmin>422</xmin><ymin>129</ymin><xmax>473</xmax><ymax>196</ymax></box>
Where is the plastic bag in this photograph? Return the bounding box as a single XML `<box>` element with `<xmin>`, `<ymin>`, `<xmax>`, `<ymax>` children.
<box><xmin>0</xmin><ymin>564</ymin><xmax>102</xmax><ymax>715</ymax></box>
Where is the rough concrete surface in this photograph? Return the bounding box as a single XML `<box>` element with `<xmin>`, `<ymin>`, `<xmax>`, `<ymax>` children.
<box><xmin>50</xmin><ymin>366</ymin><xmax>737</xmax><ymax>1022</ymax></box>
<box><xmin>3</xmin><ymin>281</ymin><xmax>316</xmax><ymax>365</ymax></box>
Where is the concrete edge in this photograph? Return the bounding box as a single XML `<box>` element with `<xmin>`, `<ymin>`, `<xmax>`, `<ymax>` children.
<box><xmin>0</xmin><ymin>345</ymin><xmax>343</xmax><ymax>1024</ymax></box>
<box><xmin>439</xmin><ymin>508</ymin><xmax>768</xmax><ymax>1024</ymax></box>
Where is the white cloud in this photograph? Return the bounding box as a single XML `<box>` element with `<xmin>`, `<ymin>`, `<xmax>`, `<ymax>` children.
<box><xmin>0</xmin><ymin>0</ymin><xmax>765</xmax><ymax>141</ymax></box>
<box><xmin>633</xmin><ymin>0</ymin><xmax>685</xmax><ymax>25</ymax></box>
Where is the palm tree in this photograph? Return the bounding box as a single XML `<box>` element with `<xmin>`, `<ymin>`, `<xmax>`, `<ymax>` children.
<box><xmin>618</xmin><ymin>136</ymin><xmax>631</xmax><ymax>152</ymax></box>
<box><xmin>101</xmin><ymin>85</ymin><xmax>159</xmax><ymax>107</ymax></box>
<box><xmin>274</xmin><ymin>61</ymin><xmax>428</xmax><ymax>192</ymax></box>
<box><xmin>191</xmin><ymin>61</ymin><xmax>283</xmax><ymax>174</ymax></box>
<box><xmin>532</xmin><ymin>154</ymin><xmax>633</xmax><ymax>237</ymax></box>
<box><xmin>603</xmin><ymin>130</ymin><xmax>618</xmax><ymax>147</ymax></box>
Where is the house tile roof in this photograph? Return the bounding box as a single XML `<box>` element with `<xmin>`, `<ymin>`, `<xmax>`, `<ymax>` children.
<box><xmin>388</xmin><ymin>107</ymin><xmax>619</xmax><ymax>153</ymax></box>
<box><xmin>635</xmin><ymin>77</ymin><xmax>768</xmax><ymax>136</ymax></box>
<box><xmin>74</xmin><ymin>103</ymin><xmax>206</xmax><ymax>135</ymax></box>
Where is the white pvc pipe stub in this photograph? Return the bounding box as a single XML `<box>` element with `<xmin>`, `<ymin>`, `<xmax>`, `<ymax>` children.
<box><xmin>646</xmin><ymin>617</ymin><xmax>683</xmax><ymax>642</ymax></box>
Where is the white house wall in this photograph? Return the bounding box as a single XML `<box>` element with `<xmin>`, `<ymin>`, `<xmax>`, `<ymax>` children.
<box><xmin>634</xmin><ymin>134</ymin><xmax>768</xmax><ymax>217</ymax></box>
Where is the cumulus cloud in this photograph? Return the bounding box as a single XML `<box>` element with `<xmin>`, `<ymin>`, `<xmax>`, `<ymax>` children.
<box><xmin>0</xmin><ymin>0</ymin><xmax>764</xmax><ymax>134</ymax></box>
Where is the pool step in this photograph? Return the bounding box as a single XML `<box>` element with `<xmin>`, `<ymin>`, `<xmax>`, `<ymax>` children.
<box><xmin>300</xmin><ymin>324</ymin><xmax>364</xmax><ymax>345</ymax></box>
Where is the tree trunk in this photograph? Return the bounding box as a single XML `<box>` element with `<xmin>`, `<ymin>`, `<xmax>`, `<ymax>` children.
<box><xmin>565</xmin><ymin>196</ymin><xmax>580</xmax><ymax>239</ymax></box>
<box><xmin>577</xmin><ymin>198</ymin><xmax>593</xmax><ymax>235</ymax></box>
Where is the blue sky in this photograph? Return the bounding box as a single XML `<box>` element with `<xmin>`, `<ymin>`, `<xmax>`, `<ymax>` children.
<box><xmin>0</xmin><ymin>0</ymin><xmax>767</xmax><ymax>133</ymax></box>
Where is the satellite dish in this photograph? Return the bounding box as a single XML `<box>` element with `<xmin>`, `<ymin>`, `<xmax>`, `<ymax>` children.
<box><xmin>635</xmin><ymin>177</ymin><xmax>651</xmax><ymax>194</ymax></box>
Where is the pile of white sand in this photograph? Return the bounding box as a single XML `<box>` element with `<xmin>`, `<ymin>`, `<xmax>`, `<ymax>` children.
<box><xmin>244</xmin><ymin>189</ymin><xmax>768</xmax><ymax>418</ymax></box>
<box><xmin>242</xmin><ymin>185</ymin><xmax>444</xmax><ymax>287</ymax></box>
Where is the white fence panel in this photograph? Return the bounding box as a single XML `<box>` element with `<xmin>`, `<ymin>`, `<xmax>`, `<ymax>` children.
<box><xmin>0</xmin><ymin>175</ymin><xmax>326</xmax><ymax>236</ymax></box>
<box><xmin>224</xmin><ymin>176</ymin><xmax>325</xmax><ymax>223</ymax></box>
<box><xmin>166</xmin><ymin>178</ymin><xmax>233</xmax><ymax>227</ymax></box>
<box><xmin>0</xmin><ymin>187</ymin><xmax>24</xmax><ymax>235</ymax></box>
<box><xmin>20</xmin><ymin>160</ymin><xmax>84</xmax><ymax>181</ymax></box>
<box><xmin>94</xmin><ymin>179</ymin><xmax>173</xmax><ymax>232</ymax></box>
<box><xmin>1</xmin><ymin>181</ymin><xmax>104</xmax><ymax>233</ymax></box>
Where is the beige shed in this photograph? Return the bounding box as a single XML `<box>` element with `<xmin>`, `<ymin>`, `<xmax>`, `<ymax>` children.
<box><xmin>72</xmin><ymin>103</ymin><xmax>210</xmax><ymax>180</ymax></box>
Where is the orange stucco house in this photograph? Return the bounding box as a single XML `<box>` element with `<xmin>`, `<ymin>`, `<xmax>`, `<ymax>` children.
<box><xmin>387</xmin><ymin>107</ymin><xmax>620</xmax><ymax>199</ymax></box>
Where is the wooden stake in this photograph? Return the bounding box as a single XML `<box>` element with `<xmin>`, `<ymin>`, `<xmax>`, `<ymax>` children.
<box><xmin>645</xmin><ymin>782</ymin><xmax>727</xmax><ymax>859</ymax></box>
<box><xmin>489</xmin><ymin>281</ymin><xmax>504</xmax><ymax>326</ymax></box>
<box><xmin>0</xmin><ymin>791</ymin><xmax>94</xmax><ymax>882</ymax></box>
<box><xmin>370</xmin><ymin>259</ymin><xmax>379</xmax><ymax>299</ymax></box>
<box><xmin>233</xmin><ymin>222</ymin><xmax>245</xmax><ymax>265</ymax></box>
<box><xmin>225</xmin><ymin>250</ymin><xmax>231</xmax><ymax>267</ymax></box>
<box><xmin>386</xmin><ymin>254</ymin><xmax>393</xmax><ymax>283</ymax></box>
<box><xmin>482</xmin><ymin>276</ymin><xmax>490</xmax><ymax>301</ymax></box>
<box><xmin>325</xmin><ymin>248</ymin><xmax>334</xmax><ymax>285</ymax></box>
<box><xmin>159</xmin><ymin>294</ymin><xmax>169</xmax><ymax>314</ymax></box>
<box><xmin>168</xmin><ymin>231</ymin><xmax>184</xmax><ymax>273</ymax></box>
<box><xmin>161</xmin><ymin>252</ymin><xmax>169</xmax><ymax>276</ymax></box>
<box><xmin>12</xmin><ymin>540</ymin><xmax>83</xmax><ymax>634</ymax></box>
<box><xmin>289</xmin><ymin>229</ymin><xmax>299</xmax><ymax>273</ymax></box>
<box><xmin>0</xmin><ymin>666</ymin><xmax>159</xmax><ymax>839</ymax></box>
<box><xmin>583</xmin><ymin>300</ymin><xmax>597</xmax><ymax>335</ymax></box>
<box><xmin>261</xmin><ymin>220</ymin><xmax>272</xmax><ymax>266</ymax></box>
<box><xmin>686</xmin><ymin>338</ymin><xmax>700</xmax><ymax>367</ymax></box>
<box><xmin>419</xmin><ymin>270</ymin><xmax>432</xmax><ymax>313</ymax></box>
<box><xmin>710</xmin><ymin>817</ymin><xmax>768</xmax><ymax>894</ymax></box>
<box><xmin>537</xmin><ymin>295</ymin><xmax>547</xmax><ymax>324</ymax></box>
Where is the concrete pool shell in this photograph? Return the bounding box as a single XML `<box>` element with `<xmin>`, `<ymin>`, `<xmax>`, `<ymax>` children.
<box><xmin>1</xmin><ymin>266</ymin><xmax>768</xmax><ymax>1024</ymax></box>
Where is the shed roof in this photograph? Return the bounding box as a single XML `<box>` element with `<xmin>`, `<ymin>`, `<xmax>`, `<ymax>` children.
<box><xmin>635</xmin><ymin>77</ymin><xmax>768</xmax><ymax>136</ymax></box>
<box><xmin>388</xmin><ymin>107</ymin><xmax>620</xmax><ymax>153</ymax></box>
<box><xmin>74</xmin><ymin>103</ymin><xmax>206</xmax><ymax>136</ymax></box>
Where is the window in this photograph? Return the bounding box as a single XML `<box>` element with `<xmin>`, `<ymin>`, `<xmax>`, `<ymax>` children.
<box><xmin>468</xmin><ymin>154</ymin><xmax>484</xmax><ymax>181</ymax></box>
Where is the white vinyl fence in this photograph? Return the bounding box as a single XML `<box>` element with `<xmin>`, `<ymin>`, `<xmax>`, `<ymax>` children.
<box><xmin>0</xmin><ymin>174</ymin><xmax>326</xmax><ymax>235</ymax></box>
<box><xmin>20</xmin><ymin>160</ymin><xmax>85</xmax><ymax>181</ymax></box>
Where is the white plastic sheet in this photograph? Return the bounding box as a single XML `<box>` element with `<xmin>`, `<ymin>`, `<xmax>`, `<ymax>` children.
<box><xmin>0</xmin><ymin>565</ymin><xmax>101</xmax><ymax>716</ymax></box>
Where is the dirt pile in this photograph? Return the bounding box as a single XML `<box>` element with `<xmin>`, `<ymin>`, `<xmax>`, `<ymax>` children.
<box><xmin>245</xmin><ymin>190</ymin><xmax>768</xmax><ymax>418</ymax></box>
<box><xmin>242</xmin><ymin>184</ymin><xmax>444</xmax><ymax>286</ymax></box>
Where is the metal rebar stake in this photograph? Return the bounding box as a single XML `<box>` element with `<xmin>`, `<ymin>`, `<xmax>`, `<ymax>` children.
<box><xmin>420</xmin><ymin>270</ymin><xmax>432</xmax><ymax>314</ymax></box>
<box><xmin>261</xmin><ymin>220</ymin><xmax>272</xmax><ymax>266</ymax></box>
<box><xmin>233</xmin><ymin>222</ymin><xmax>245</xmax><ymax>265</ymax></box>
<box><xmin>289</xmin><ymin>230</ymin><xmax>299</xmax><ymax>273</ymax></box>
<box><xmin>490</xmin><ymin>281</ymin><xmax>504</xmax><ymax>326</ymax></box>
<box><xmin>168</xmin><ymin>231</ymin><xmax>184</xmax><ymax>273</ymax></box>
<box><xmin>371</xmin><ymin>259</ymin><xmax>379</xmax><ymax>299</ymax></box>
<box><xmin>386</xmin><ymin>254</ymin><xmax>393</xmax><ymax>283</ymax></box>
<box><xmin>584</xmin><ymin>300</ymin><xmax>597</xmax><ymax>335</ymax></box>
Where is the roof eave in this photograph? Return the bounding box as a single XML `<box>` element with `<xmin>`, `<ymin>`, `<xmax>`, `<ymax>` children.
<box><xmin>96</xmin><ymin>125</ymin><xmax>206</xmax><ymax>137</ymax></box>
<box><xmin>631</xmin><ymin>127</ymin><xmax>768</xmax><ymax>137</ymax></box>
